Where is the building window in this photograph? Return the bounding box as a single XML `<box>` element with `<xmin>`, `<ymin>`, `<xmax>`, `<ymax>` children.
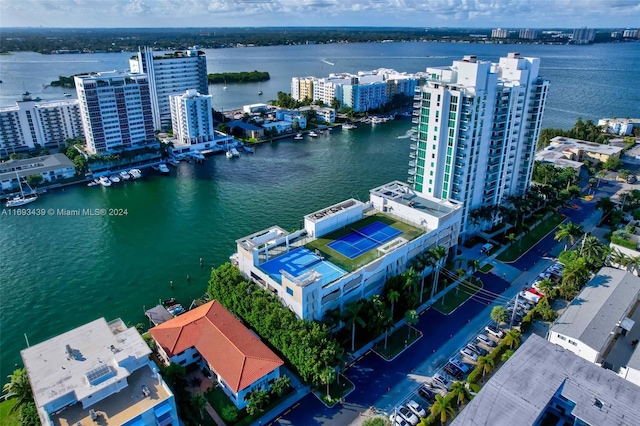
<box><xmin>568</xmin><ymin>339</ymin><xmax>577</xmax><ymax>346</ymax></box>
<box><xmin>286</xmin><ymin>287</ymin><xmax>293</xmax><ymax>296</ymax></box>
<box><xmin>557</xmin><ymin>335</ymin><xmax>566</xmax><ymax>341</ymax></box>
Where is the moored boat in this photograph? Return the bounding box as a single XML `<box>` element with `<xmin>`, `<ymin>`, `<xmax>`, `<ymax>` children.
<box><xmin>109</xmin><ymin>174</ymin><xmax>121</xmax><ymax>183</ymax></box>
<box><xmin>99</xmin><ymin>176</ymin><xmax>112</xmax><ymax>187</ymax></box>
<box><xmin>158</xmin><ymin>163</ymin><xmax>170</xmax><ymax>174</ymax></box>
<box><xmin>119</xmin><ymin>171</ymin><xmax>131</xmax><ymax>180</ymax></box>
<box><xmin>191</xmin><ymin>151</ymin><xmax>205</xmax><ymax>161</ymax></box>
<box><xmin>225</xmin><ymin>150</ymin><xmax>233</xmax><ymax>159</ymax></box>
<box><xmin>230</xmin><ymin>147</ymin><xmax>240</xmax><ymax>157</ymax></box>
<box><xmin>308</xmin><ymin>131</ymin><xmax>319</xmax><ymax>137</ymax></box>
<box><xmin>129</xmin><ymin>169</ymin><xmax>142</xmax><ymax>179</ymax></box>
<box><xmin>293</xmin><ymin>133</ymin><xmax>304</xmax><ymax>140</ymax></box>
<box><xmin>5</xmin><ymin>172</ymin><xmax>39</xmax><ymax>207</ymax></box>
<box><xmin>342</xmin><ymin>123</ymin><xmax>357</xmax><ymax>130</ymax></box>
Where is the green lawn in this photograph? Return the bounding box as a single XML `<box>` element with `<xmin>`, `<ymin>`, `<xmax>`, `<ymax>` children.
<box><xmin>305</xmin><ymin>213</ymin><xmax>424</xmax><ymax>272</ymax></box>
<box><xmin>479</xmin><ymin>264</ymin><xmax>494</xmax><ymax>273</ymax></box>
<box><xmin>313</xmin><ymin>374</ymin><xmax>355</xmax><ymax>407</ymax></box>
<box><xmin>434</xmin><ymin>279</ymin><xmax>483</xmax><ymax>315</ymax></box>
<box><xmin>0</xmin><ymin>399</ymin><xmax>20</xmax><ymax>426</ymax></box>
<box><xmin>374</xmin><ymin>324</ymin><xmax>422</xmax><ymax>360</ymax></box>
<box><xmin>206</xmin><ymin>385</ymin><xmax>294</xmax><ymax>426</ymax></box>
<box><xmin>496</xmin><ymin>214</ymin><xmax>565</xmax><ymax>262</ymax></box>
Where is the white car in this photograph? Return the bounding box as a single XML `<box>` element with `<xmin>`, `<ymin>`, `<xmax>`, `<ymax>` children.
<box><xmin>449</xmin><ymin>357</ymin><xmax>470</xmax><ymax>373</ymax></box>
<box><xmin>390</xmin><ymin>413</ymin><xmax>409</xmax><ymax>426</ymax></box>
<box><xmin>407</xmin><ymin>400</ymin><xmax>427</xmax><ymax>418</ymax></box>
<box><xmin>477</xmin><ymin>333</ymin><xmax>497</xmax><ymax>347</ymax></box>
<box><xmin>432</xmin><ymin>373</ymin><xmax>451</xmax><ymax>390</ymax></box>
<box><xmin>485</xmin><ymin>325</ymin><xmax>505</xmax><ymax>338</ymax></box>
<box><xmin>396</xmin><ymin>405</ymin><xmax>420</xmax><ymax>426</ymax></box>
<box><xmin>460</xmin><ymin>347</ymin><xmax>478</xmax><ymax>361</ymax></box>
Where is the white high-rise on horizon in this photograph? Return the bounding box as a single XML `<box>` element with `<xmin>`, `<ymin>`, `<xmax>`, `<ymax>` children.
<box><xmin>130</xmin><ymin>47</ymin><xmax>209</xmax><ymax>130</ymax></box>
<box><xmin>75</xmin><ymin>71</ymin><xmax>155</xmax><ymax>154</ymax></box>
<box><xmin>169</xmin><ymin>89</ymin><xmax>215</xmax><ymax>145</ymax></box>
<box><xmin>409</xmin><ymin>53</ymin><xmax>549</xmax><ymax>238</ymax></box>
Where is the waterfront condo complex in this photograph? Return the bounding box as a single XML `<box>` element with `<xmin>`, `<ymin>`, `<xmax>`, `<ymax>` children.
<box><xmin>291</xmin><ymin>68</ymin><xmax>424</xmax><ymax>112</ymax></box>
<box><xmin>130</xmin><ymin>47</ymin><xmax>209</xmax><ymax>130</ymax></box>
<box><xmin>74</xmin><ymin>71</ymin><xmax>156</xmax><ymax>154</ymax></box>
<box><xmin>409</xmin><ymin>53</ymin><xmax>549</xmax><ymax>238</ymax></box>
<box><xmin>0</xmin><ymin>94</ymin><xmax>84</xmax><ymax>156</ymax></box>
<box><xmin>232</xmin><ymin>181</ymin><xmax>461</xmax><ymax>321</ymax></box>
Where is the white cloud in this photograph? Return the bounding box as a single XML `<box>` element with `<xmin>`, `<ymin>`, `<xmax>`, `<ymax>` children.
<box><xmin>1</xmin><ymin>0</ymin><xmax>639</xmax><ymax>27</ymax></box>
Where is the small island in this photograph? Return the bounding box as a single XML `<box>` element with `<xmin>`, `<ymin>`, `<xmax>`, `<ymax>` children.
<box><xmin>49</xmin><ymin>73</ymin><xmax>87</xmax><ymax>88</ymax></box>
<box><xmin>207</xmin><ymin>70</ymin><xmax>270</xmax><ymax>84</ymax></box>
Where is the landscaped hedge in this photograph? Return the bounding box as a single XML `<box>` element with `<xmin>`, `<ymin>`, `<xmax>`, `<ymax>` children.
<box><xmin>611</xmin><ymin>236</ymin><xmax>637</xmax><ymax>250</ymax></box>
<box><xmin>467</xmin><ymin>337</ymin><xmax>510</xmax><ymax>385</ymax></box>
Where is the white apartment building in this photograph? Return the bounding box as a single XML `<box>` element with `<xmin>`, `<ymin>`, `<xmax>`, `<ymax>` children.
<box><xmin>623</xmin><ymin>29</ymin><xmax>639</xmax><ymax>38</ymax></box>
<box><xmin>232</xmin><ymin>181</ymin><xmax>461</xmax><ymax>321</ymax></box>
<box><xmin>313</xmin><ymin>75</ymin><xmax>353</xmax><ymax>106</ymax></box>
<box><xmin>598</xmin><ymin>117</ymin><xmax>639</xmax><ymax>135</ymax></box>
<box><xmin>572</xmin><ymin>28</ymin><xmax>596</xmax><ymax>44</ymax></box>
<box><xmin>169</xmin><ymin>89</ymin><xmax>214</xmax><ymax>145</ymax></box>
<box><xmin>0</xmin><ymin>95</ymin><xmax>84</xmax><ymax>156</ymax></box>
<box><xmin>0</xmin><ymin>153</ymin><xmax>76</xmax><ymax>191</ymax></box>
<box><xmin>75</xmin><ymin>71</ymin><xmax>155</xmax><ymax>154</ymax></box>
<box><xmin>519</xmin><ymin>29</ymin><xmax>539</xmax><ymax>39</ymax></box>
<box><xmin>130</xmin><ymin>47</ymin><xmax>209</xmax><ymax>130</ymax></box>
<box><xmin>491</xmin><ymin>28</ymin><xmax>509</xmax><ymax>38</ymax></box>
<box><xmin>21</xmin><ymin>318</ymin><xmax>179</xmax><ymax>426</ymax></box>
<box><xmin>409</xmin><ymin>53</ymin><xmax>549</xmax><ymax>237</ymax></box>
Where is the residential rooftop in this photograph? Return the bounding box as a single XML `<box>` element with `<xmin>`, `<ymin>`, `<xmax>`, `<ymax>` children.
<box><xmin>150</xmin><ymin>301</ymin><xmax>283</xmax><ymax>393</ymax></box>
<box><xmin>0</xmin><ymin>153</ymin><xmax>75</xmax><ymax>181</ymax></box>
<box><xmin>21</xmin><ymin>318</ymin><xmax>151</xmax><ymax>411</ymax></box>
<box><xmin>550</xmin><ymin>267</ymin><xmax>640</xmax><ymax>353</ymax></box>
<box><xmin>369</xmin><ymin>181</ymin><xmax>461</xmax><ymax>220</ymax></box>
<box><xmin>550</xmin><ymin>136</ymin><xmax>624</xmax><ymax>155</ymax></box>
<box><xmin>451</xmin><ymin>335</ymin><xmax>640</xmax><ymax>426</ymax></box>
<box><xmin>304</xmin><ymin>199</ymin><xmax>363</xmax><ymax>223</ymax></box>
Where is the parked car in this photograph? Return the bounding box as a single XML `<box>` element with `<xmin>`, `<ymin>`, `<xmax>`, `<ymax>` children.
<box><xmin>477</xmin><ymin>333</ymin><xmax>497</xmax><ymax>347</ymax></box>
<box><xmin>449</xmin><ymin>357</ymin><xmax>470</xmax><ymax>373</ymax></box>
<box><xmin>484</xmin><ymin>325</ymin><xmax>504</xmax><ymax>339</ymax></box>
<box><xmin>432</xmin><ymin>373</ymin><xmax>452</xmax><ymax>390</ymax></box>
<box><xmin>466</xmin><ymin>343</ymin><xmax>488</xmax><ymax>357</ymax></box>
<box><xmin>516</xmin><ymin>299</ymin><xmax>533</xmax><ymax>311</ymax></box>
<box><xmin>460</xmin><ymin>347</ymin><xmax>478</xmax><ymax>361</ymax></box>
<box><xmin>396</xmin><ymin>405</ymin><xmax>420</xmax><ymax>426</ymax></box>
<box><xmin>390</xmin><ymin>413</ymin><xmax>410</xmax><ymax>426</ymax></box>
<box><xmin>627</xmin><ymin>175</ymin><xmax>637</xmax><ymax>184</ymax></box>
<box><xmin>418</xmin><ymin>385</ymin><xmax>435</xmax><ymax>402</ymax></box>
<box><xmin>520</xmin><ymin>290</ymin><xmax>541</xmax><ymax>304</ymax></box>
<box><xmin>443</xmin><ymin>363</ymin><xmax>464</xmax><ymax>380</ymax></box>
<box><xmin>407</xmin><ymin>400</ymin><xmax>427</xmax><ymax>418</ymax></box>
<box><xmin>481</xmin><ymin>243</ymin><xmax>494</xmax><ymax>253</ymax></box>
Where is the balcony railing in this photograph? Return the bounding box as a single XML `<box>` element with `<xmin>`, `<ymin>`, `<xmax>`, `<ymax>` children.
<box><xmin>412</xmin><ymin>118</ymin><xmax>419</xmax><ymax>124</ymax></box>
<box><xmin>409</xmin><ymin>152</ymin><xmax>417</xmax><ymax>158</ymax></box>
<box><xmin>407</xmin><ymin>176</ymin><xmax>415</xmax><ymax>184</ymax></box>
<box><xmin>408</xmin><ymin>160</ymin><xmax>416</xmax><ymax>167</ymax></box>
<box><xmin>410</xmin><ymin>143</ymin><xmax>417</xmax><ymax>150</ymax></box>
<box><xmin>408</xmin><ymin>169</ymin><xmax>416</xmax><ymax>175</ymax></box>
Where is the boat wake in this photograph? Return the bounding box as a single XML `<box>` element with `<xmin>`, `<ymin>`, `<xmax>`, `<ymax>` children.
<box><xmin>396</xmin><ymin>129</ymin><xmax>413</xmax><ymax>139</ymax></box>
<box><xmin>321</xmin><ymin>59</ymin><xmax>335</xmax><ymax>66</ymax></box>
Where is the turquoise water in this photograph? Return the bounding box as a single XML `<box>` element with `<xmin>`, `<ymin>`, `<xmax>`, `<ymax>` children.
<box><xmin>1</xmin><ymin>41</ymin><xmax>639</xmax><ymax>378</ymax></box>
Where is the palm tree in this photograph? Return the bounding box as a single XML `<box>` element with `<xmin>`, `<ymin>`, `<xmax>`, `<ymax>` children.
<box><xmin>191</xmin><ymin>393</ymin><xmax>208</xmax><ymax>419</ymax></box>
<box><xmin>430</xmin><ymin>394</ymin><xmax>456</xmax><ymax>424</ymax></box>
<box><xmin>2</xmin><ymin>368</ymin><xmax>32</xmax><ymax>413</ymax></box>
<box><xmin>562</xmin><ymin>259</ymin><xmax>590</xmax><ymax>289</ymax></box>
<box><xmin>506</xmin><ymin>233</ymin><xmax>516</xmax><ymax>246</ymax></box>
<box><xmin>490</xmin><ymin>306</ymin><xmax>508</xmax><ymax>328</ymax></box>
<box><xmin>404</xmin><ymin>309</ymin><xmax>419</xmax><ymax>341</ymax></box>
<box><xmin>501</xmin><ymin>349</ymin><xmax>515</xmax><ymax>362</ymax></box>
<box><xmin>554</xmin><ymin>222</ymin><xmax>583</xmax><ymax>249</ymax></box>
<box><xmin>467</xmin><ymin>259</ymin><xmax>480</xmax><ymax>273</ymax></box>
<box><xmin>580</xmin><ymin>235</ymin><xmax>602</xmax><ymax>261</ymax></box>
<box><xmin>477</xmin><ymin>355</ymin><xmax>495</xmax><ymax>377</ymax></box>
<box><xmin>404</xmin><ymin>267</ymin><xmax>420</xmax><ymax>294</ymax></box>
<box><xmin>455</xmin><ymin>267</ymin><xmax>466</xmax><ymax>279</ymax></box>
<box><xmin>342</xmin><ymin>301</ymin><xmax>366</xmax><ymax>352</ymax></box>
<box><xmin>429</xmin><ymin>246</ymin><xmax>448</xmax><ymax>299</ymax></box>
<box><xmin>381</xmin><ymin>312</ymin><xmax>395</xmax><ymax>350</ymax></box>
<box><xmin>611</xmin><ymin>249</ymin><xmax>631</xmax><ymax>269</ymax></box>
<box><xmin>536</xmin><ymin>278</ymin><xmax>555</xmax><ymax>299</ymax></box>
<box><xmin>387</xmin><ymin>289</ymin><xmax>400</xmax><ymax>319</ymax></box>
<box><xmin>419</xmin><ymin>252</ymin><xmax>436</xmax><ymax>302</ymax></box>
<box><xmin>450</xmin><ymin>381</ymin><xmax>472</xmax><ymax>406</ymax></box>
<box><xmin>503</xmin><ymin>329</ymin><xmax>521</xmax><ymax>349</ymax></box>
<box><xmin>319</xmin><ymin>366</ymin><xmax>336</xmax><ymax>401</ymax></box>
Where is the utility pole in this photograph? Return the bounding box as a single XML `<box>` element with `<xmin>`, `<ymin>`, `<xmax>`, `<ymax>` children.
<box><xmin>510</xmin><ymin>293</ymin><xmax>520</xmax><ymax>329</ymax></box>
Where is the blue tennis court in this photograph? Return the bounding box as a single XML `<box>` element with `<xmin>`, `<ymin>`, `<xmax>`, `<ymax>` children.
<box><xmin>327</xmin><ymin>221</ymin><xmax>403</xmax><ymax>259</ymax></box>
<box><xmin>260</xmin><ymin>247</ymin><xmax>347</xmax><ymax>286</ymax></box>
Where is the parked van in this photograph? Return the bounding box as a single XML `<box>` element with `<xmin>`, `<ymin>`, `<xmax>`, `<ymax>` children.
<box><xmin>481</xmin><ymin>243</ymin><xmax>494</xmax><ymax>253</ymax></box>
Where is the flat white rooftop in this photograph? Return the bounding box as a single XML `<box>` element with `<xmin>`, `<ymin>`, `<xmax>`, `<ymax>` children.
<box><xmin>21</xmin><ymin>318</ymin><xmax>151</xmax><ymax>410</ymax></box>
<box><xmin>550</xmin><ymin>136</ymin><xmax>624</xmax><ymax>156</ymax></box>
<box><xmin>304</xmin><ymin>198</ymin><xmax>363</xmax><ymax>223</ymax></box>
<box><xmin>370</xmin><ymin>180</ymin><xmax>461</xmax><ymax>219</ymax></box>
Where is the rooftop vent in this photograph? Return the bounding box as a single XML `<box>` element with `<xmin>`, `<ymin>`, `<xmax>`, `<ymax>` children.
<box><xmin>65</xmin><ymin>344</ymin><xmax>75</xmax><ymax>360</ymax></box>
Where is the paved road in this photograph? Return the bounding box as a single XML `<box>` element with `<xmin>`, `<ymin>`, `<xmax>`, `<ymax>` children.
<box><xmin>268</xmin><ymin>197</ymin><xmax>601</xmax><ymax>426</ymax></box>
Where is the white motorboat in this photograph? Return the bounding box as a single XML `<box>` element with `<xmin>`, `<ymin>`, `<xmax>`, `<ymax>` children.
<box><xmin>99</xmin><ymin>176</ymin><xmax>112</xmax><ymax>187</ymax></box>
<box><xmin>63</xmin><ymin>93</ymin><xmax>72</xmax><ymax>97</ymax></box>
<box><xmin>192</xmin><ymin>151</ymin><xmax>205</xmax><ymax>161</ymax></box>
<box><xmin>226</xmin><ymin>151</ymin><xmax>233</xmax><ymax>159</ymax></box>
<box><xmin>243</xmin><ymin>145</ymin><xmax>255</xmax><ymax>153</ymax></box>
<box><xmin>5</xmin><ymin>172</ymin><xmax>39</xmax><ymax>207</ymax></box>
<box><xmin>293</xmin><ymin>133</ymin><xmax>304</xmax><ymax>140</ymax></box>
<box><xmin>342</xmin><ymin>123</ymin><xmax>357</xmax><ymax>130</ymax></box>
<box><xmin>158</xmin><ymin>163</ymin><xmax>170</xmax><ymax>174</ymax></box>
<box><xmin>109</xmin><ymin>174</ymin><xmax>121</xmax><ymax>183</ymax></box>
<box><xmin>230</xmin><ymin>147</ymin><xmax>240</xmax><ymax>157</ymax></box>
<box><xmin>119</xmin><ymin>171</ymin><xmax>131</xmax><ymax>180</ymax></box>
<box><xmin>129</xmin><ymin>169</ymin><xmax>142</xmax><ymax>179</ymax></box>
<box><xmin>308</xmin><ymin>131</ymin><xmax>319</xmax><ymax>137</ymax></box>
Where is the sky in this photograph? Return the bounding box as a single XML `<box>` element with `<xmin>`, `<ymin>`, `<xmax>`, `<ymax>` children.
<box><xmin>1</xmin><ymin>0</ymin><xmax>639</xmax><ymax>29</ymax></box>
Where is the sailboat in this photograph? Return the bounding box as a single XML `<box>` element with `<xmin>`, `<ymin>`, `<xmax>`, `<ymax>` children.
<box><xmin>223</xmin><ymin>79</ymin><xmax>228</xmax><ymax>91</ymax></box>
<box><xmin>6</xmin><ymin>172</ymin><xmax>39</xmax><ymax>207</ymax></box>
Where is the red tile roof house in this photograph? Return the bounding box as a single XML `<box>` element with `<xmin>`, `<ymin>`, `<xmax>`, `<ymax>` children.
<box><xmin>149</xmin><ymin>301</ymin><xmax>284</xmax><ymax>409</ymax></box>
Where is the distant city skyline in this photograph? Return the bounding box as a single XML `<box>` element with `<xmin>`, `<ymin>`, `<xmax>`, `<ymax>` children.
<box><xmin>2</xmin><ymin>0</ymin><xmax>639</xmax><ymax>29</ymax></box>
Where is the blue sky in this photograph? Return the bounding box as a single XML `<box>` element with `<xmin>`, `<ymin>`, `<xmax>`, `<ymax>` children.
<box><xmin>1</xmin><ymin>0</ymin><xmax>639</xmax><ymax>28</ymax></box>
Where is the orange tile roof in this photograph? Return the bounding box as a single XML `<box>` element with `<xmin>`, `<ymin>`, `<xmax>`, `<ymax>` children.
<box><xmin>150</xmin><ymin>301</ymin><xmax>283</xmax><ymax>393</ymax></box>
